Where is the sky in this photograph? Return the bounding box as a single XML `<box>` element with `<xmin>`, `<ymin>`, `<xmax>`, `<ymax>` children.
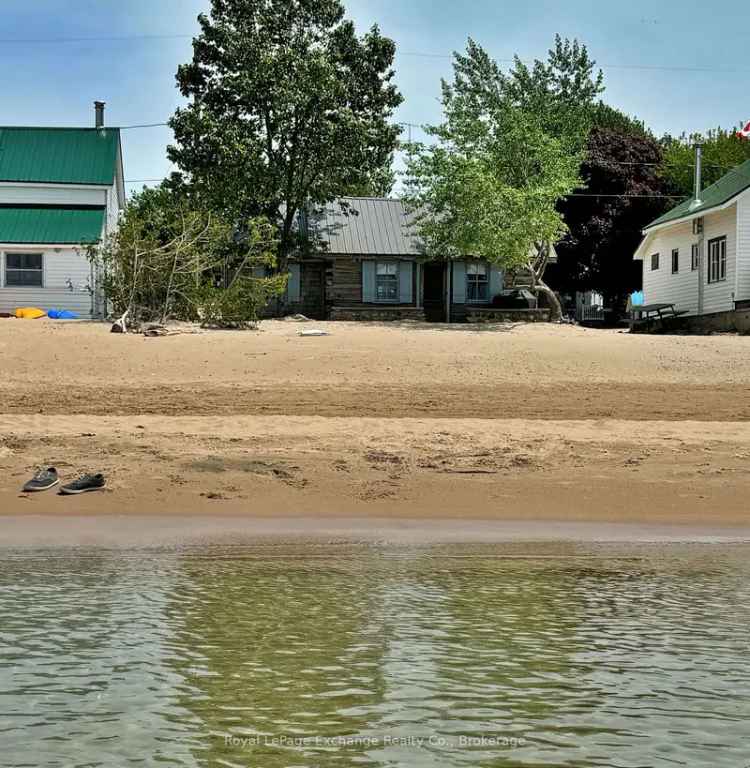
<box><xmin>3</xmin><ymin>0</ymin><xmax>750</xmax><ymax>194</ymax></box>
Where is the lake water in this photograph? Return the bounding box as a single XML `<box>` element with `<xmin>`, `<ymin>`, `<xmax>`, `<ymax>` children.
<box><xmin>1</xmin><ymin>542</ymin><xmax>749</xmax><ymax>767</ymax></box>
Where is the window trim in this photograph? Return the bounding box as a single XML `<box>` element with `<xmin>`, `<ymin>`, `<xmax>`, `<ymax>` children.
<box><xmin>466</xmin><ymin>261</ymin><xmax>490</xmax><ymax>304</ymax></box>
<box><xmin>707</xmin><ymin>236</ymin><xmax>727</xmax><ymax>284</ymax></box>
<box><xmin>691</xmin><ymin>243</ymin><xmax>700</xmax><ymax>272</ymax></box>
<box><xmin>671</xmin><ymin>248</ymin><xmax>679</xmax><ymax>274</ymax></box>
<box><xmin>650</xmin><ymin>253</ymin><xmax>660</xmax><ymax>271</ymax></box>
<box><xmin>3</xmin><ymin>251</ymin><xmax>44</xmax><ymax>288</ymax></box>
<box><xmin>374</xmin><ymin>260</ymin><xmax>399</xmax><ymax>304</ymax></box>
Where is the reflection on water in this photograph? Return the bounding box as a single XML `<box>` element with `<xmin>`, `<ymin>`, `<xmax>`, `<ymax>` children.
<box><xmin>1</xmin><ymin>544</ymin><xmax>749</xmax><ymax>767</ymax></box>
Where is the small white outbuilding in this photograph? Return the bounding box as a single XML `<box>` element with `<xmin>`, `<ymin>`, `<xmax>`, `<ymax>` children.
<box><xmin>634</xmin><ymin>159</ymin><xmax>750</xmax><ymax>325</ymax></box>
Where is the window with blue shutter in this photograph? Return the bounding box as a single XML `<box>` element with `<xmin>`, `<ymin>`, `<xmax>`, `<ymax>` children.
<box><xmin>362</xmin><ymin>261</ymin><xmax>376</xmax><ymax>302</ymax></box>
<box><xmin>489</xmin><ymin>265</ymin><xmax>503</xmax><ymax>298</ymax></box>
<box><xmin>452</xmin><ymin>261</ymin><xmax>467</xmax><ymax>304</ymax></box>
<box><xmin>375</xmin><ymin>262</ymin><xmax>399</xmax><ymax>302</ymax></box>
<box><xmin>466</xmin><ymin>262</ymin><xmax>489</xmax><ymax>302</ymax></box>
<box><xmin>398</xmin><ymin>262</ymin><xmax>413</xmax><ymax>304</ymax></box>
<box><xmin>287</xmin><ymin>263</ymin><xmax>301</xmax><ymax>303</ymax></box>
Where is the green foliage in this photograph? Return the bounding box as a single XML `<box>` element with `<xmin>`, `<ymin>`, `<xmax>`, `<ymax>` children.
<box><xmin>91</xmin><ymin>185</ymin><xmax>283</xmax><ymax>327</ymax></box>
<box><xmin>341</xmin><ymin>166</ymin><xmax>397</xmax><ymax>198</ymax></box>
<box><xmin>192</xmin><ymin>272</ymin><xmax>288</xmax><ymax>328</ymax></box>
<box><xmin>591</xmin><ymin>102</ymin><xmax>651</xmax><ymax>138</ymax></box>
<box><xmin>405</xmin><ymin>37</ymin><xmax>598</xmax><ymax>272</ymax></box>
<box><xmin>661</xmin><ymin>126</ymin><xmax>750</xmax><ymax>197</ymax></box>
<box><xmin>168</xmin><ymin>0</ymin><xmax>403</xmax><ymax>266</ymax></box>
<box><xmin>495</xmin><ymin>35</ymin><xmax>604</xmax><ymax>151</ymax></box>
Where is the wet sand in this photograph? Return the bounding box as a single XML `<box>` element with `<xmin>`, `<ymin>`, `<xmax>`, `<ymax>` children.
<box><xmin>3</xmin><ymin>515</ymin><xmax>750</xmax><ymax>548</ymax></box>
<box><xmin>2</xmin><ymin>319</ymin><xmax>750</xmax><ymax>532</ymax></box>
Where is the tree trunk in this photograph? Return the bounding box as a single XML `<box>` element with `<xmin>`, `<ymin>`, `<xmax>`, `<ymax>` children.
<box><xmin>534</xmin><ymin>278</ymin><xmax>563</xmax><ymax>321</ymax></box>
<box><xmin>527</xmin><ymin>244</ymin><xmax>563</xmax><ymax>322</ymax></box>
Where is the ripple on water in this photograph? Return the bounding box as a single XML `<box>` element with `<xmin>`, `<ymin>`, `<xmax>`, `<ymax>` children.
<box><xmin>1</xmin><ymin>544</ymin><xmax>749</xmax><ymax>767</ymax></box>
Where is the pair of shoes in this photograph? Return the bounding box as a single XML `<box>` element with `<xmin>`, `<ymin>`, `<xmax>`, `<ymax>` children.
<box><xmin>23</xmin><ymin>468</ymin><xmax>106</xmax><ymax>495</ymax></box>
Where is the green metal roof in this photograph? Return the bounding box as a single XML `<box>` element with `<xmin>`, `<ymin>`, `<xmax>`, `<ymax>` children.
<box><xmin>646</xmin><ymin>159</ymin><xmax>750</xmax><ymax>230</ymax></box>
<box><xmin>0</xmin><ymin>127</ymin><xmax>120</xmax><ymax>185</ymax></box>
<box><xmin>0</xmin><ymin>206</ymin><xmax>106</xmax><ymax>244</ymax></box>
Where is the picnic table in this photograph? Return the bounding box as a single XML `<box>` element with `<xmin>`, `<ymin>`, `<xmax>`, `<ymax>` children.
<box><xmin>629</xmin><ymin>302</ymin><xmax>689</xmax><ymax>331</ymax></box>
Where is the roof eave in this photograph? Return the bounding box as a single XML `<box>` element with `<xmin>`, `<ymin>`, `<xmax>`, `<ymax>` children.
<box><xmin>0</xmin><ymin>241</ymin><xmax>100</xmax><ymax>247</ymax></box>
<box><xmin>633</xmin><ymin>233</ymin><xmax>654</xmax><ymax>261</ymax></box>
<box><xmin>643</xmin><ymin>193</ymin><xmax>744</xmax><ymax>235</ymax></box>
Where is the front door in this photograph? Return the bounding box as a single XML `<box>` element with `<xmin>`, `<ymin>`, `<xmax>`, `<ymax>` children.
<box><xmin>422</xmin><ymin>262</ymin><xmax>446</xmax><ymax>322</ymax></box>
<box><xmin>302</xmin><ymin>263</ymin><xmax>326</xmax><ymax>320</ymax></box>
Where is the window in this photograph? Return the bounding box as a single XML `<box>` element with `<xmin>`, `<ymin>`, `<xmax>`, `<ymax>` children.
<box><xmin>691</xmin><ymin>243</ymin><xmax>700</xmax><ymax>271</ymax></box>
<box><xmin>651</xmin><ymin>253</ymin><xmax>659</xmax><ymax>271</ymax></box>
<box><xmin>5</xmin><ymin>253</ymin><xmax>43</xmax><ymax>287</ymax></box>
<box><xmin>671</xmin><ymin>249</ymin><xmax>679</xmax><ymax>274</ymax></box>
<box><xmin>466</xmin><ymin>262</ymin><xmax>489</xmax><ymax>302</ymax></box>
<box><xmin>707</xmin><ymin>237</ymin><xmax>727</xmax><ymax>283</ymax></box>
<box><xmin>375</xmin><ymin>261</ymin><xmax>398</xmax><ymax>302</ymax></box>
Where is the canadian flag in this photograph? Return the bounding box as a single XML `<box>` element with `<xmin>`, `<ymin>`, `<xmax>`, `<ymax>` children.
<box><xmin>737</xmin><ymin>120</ymin><xmax>750</xmax><ymax>139</ymax></box>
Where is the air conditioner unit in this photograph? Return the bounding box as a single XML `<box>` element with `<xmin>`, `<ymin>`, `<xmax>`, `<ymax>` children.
<box><xmin>693</xmin><ymin>217</ymin><xmax>704</xmax><ymax>235</ymax></box>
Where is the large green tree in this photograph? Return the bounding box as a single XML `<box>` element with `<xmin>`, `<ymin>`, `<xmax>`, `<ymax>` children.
<box><xmin>405</xmin><ymin>37</ymin><xmax>602</xmax><ymax>319</ymax></box>
<box><xmin>168</xmin><ymin>0</ymin><xmax>403</xmax><ymax>270</ymax></box>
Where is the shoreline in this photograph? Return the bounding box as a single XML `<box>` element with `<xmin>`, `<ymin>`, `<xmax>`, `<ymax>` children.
<box><xmin>3</xmin><ymin>516</ymin><xmax>750</xmax><ymax>547</ymax></box>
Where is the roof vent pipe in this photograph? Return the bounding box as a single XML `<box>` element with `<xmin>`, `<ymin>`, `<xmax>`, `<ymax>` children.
<box><xmin>94</xmin><ymin>101</ymin><xmax>106</xmax><ymax>129</ymax></box>
<box><xmin>693</xmin><ymin>143</ymin><xmax>703</xmax><ymax>206</ymax></box>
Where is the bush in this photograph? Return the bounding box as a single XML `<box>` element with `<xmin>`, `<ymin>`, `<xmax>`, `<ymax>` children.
<box><xmin>191</xmin><ymin>273</ymin><xmax>288</xmax><ymax>328</ymax></box>
<box><xmin>90</xmin><ymin>186</ymin><xmax>286</xmax><ymax>327</ymax></box>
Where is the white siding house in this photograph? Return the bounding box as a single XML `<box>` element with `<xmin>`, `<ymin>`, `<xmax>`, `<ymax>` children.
<box><xmin>634</xmin><ymin>160</ymin><xmax>750</xmax><ymax>320</ymax></box>
<box><xmin>0</xmin><ymin>105</ymin><xmax>124</xmax><ymax>318</ymax></box>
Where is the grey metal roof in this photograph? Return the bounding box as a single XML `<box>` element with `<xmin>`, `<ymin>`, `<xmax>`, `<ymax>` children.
<box><xmin>300</xmin><ymin>196</ymin><xmax>558</xmax><ymax>262</ymax></box>
<box><xmin>305</xmin><ymin>197</ymin><xmax>423</xmax><ymax>256</ymax></box>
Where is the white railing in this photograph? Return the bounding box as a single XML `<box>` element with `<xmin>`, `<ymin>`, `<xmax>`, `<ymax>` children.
<box><xmin>577</xmin><ymin>305</ymin><xmax>605</xmax><ymax>323</ymax></box>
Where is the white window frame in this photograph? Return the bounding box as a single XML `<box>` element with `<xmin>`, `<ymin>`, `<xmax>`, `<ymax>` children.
<box><xmin>671</xmin><ymin>248</ymin><xmax>679</xmax><ymax>274</ymax></box>
<box><xmin>3</xmin><ymin>251</ymin><xmax>44</xmax><ymax>288</ymax></box>
<box><xmin>650</xmin><ymin>253</ymin><xmax>659</xmax><ymax>271</ymax></box>
<box><xmin>466</xmin><ymin>262</ymin><xmax>489</xmax><ymax>303</ymax></box>
<box><xmin>691</xmin><ymin>243</ymin><xmax>700</xmax><ymax>272</ymax></box>
<box><xmin>707</xmin><ymin>237</ymin><xmax>727</xmax><ymax>284</ymax></box>
<box><xmin>375</xmin><ymin>261</ymin><xmax>399</xmax><ymax>303</ymax></box>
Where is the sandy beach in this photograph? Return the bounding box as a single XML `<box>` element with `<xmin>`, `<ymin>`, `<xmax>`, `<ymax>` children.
<box><xmin>2</xmin><ymin>318</ymin><xmax>750</xmax><ymax>528</ymax></box>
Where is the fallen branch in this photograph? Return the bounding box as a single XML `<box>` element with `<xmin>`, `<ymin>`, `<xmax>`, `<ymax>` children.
<box><xmin>110</xmin><ymin>309</ymin><xmax>129</xmax><ymax>334</ymax></box>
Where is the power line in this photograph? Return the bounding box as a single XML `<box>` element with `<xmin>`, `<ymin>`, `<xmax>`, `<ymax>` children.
<box><xmin>120</xmin><ymin>122</ymin><xmax>170</xmax><ymax>130</ymax></box>
<box><xmin>121</xmin><ymin>120</ymin><xmax>421</xmax><ymax>131</ymax></box>
<box><xmin>566</xmin><ymin>193</ymin><xmax>683</xmax><ymax>199</ymax></box>
<box><xmin>0</xmin><ymin>31</ymin><xmax>746</xmax><ymax>76</ymax></box>
<box><xmin>0</xmin><ymin>33</ymin><xmax>193</xmax><ymax>44</ymax></box>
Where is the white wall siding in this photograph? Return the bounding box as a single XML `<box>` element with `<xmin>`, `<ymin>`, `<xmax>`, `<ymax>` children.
<box><xmin>702</xmin><ymin>206</ymin><xmax>736</xmax><ymax>315</ymax></box>
<box><xmin>641</xmin><ymin>205</ymin><xmax>737</xmax><ymax>316</ymax></box>
<box><xmin>736</xmin><ymin>192</ymin><xmax>750</xmax><ymax>302</ymax></box>
<box><xmin>0</xmin><ymin>184</ymin><xmax>106</xmax><ymax>207</ymax></box>
<box><xmin>105</xmin><ymin>183</ymin><xmax>121</xmax><ymax>236</ymax></box>
<box><xmin>0</xmin><ymin>248</ymin><xmax>93</xmax><ymax>316</ymax></box>
<box><xmin>641</xmin><ymin>221</ymin><xmax>701</xmax><ymax>315</ymax></box>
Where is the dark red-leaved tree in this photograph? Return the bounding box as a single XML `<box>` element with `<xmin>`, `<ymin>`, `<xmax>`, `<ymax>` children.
<box><xmin>551</xmin><ymin>116</ymin><xmax>670</xmax><ymax>313</ymax></box>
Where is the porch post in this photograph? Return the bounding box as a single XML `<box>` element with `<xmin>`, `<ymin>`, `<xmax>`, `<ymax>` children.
<box><xmin>445</xmin><ymin>262</ymin><xmax>451</xmax><ymax>323</ymax></box>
